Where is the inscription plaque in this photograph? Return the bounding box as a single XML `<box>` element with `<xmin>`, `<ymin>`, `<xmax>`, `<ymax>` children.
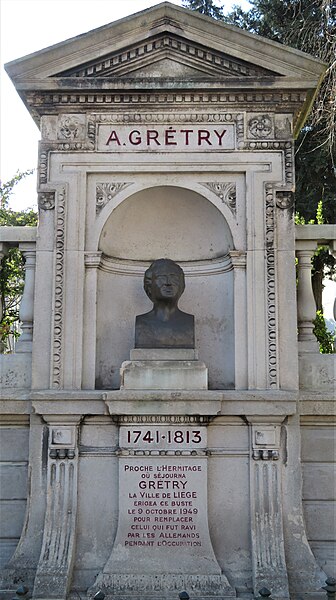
<box><xmin>92</xmin><ymin>422</ymin><xmax>234</xmax><ymax>597</ymax></box>
<box><xmin>98</xmin><ymin>124</ymin><xmax>235</xmax><ymax>151</ymax></box>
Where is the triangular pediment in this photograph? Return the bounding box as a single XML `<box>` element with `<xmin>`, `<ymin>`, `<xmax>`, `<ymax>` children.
<box><xmin>5</xmin><ymin>1</ymin><xmax>326</xmax><ymax>135</ymax></box>
<box><xmin>53</xmin><ymin>32</ymin><xmax>277</xmax><ymax>80</ymax></box>
<box><xmin>6</xmin><ymin>2</ymin><xmax>325</xmax><ymax>83</ymax></box>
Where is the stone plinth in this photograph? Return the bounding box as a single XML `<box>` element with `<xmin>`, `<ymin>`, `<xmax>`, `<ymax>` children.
<box><xmin>89</xmin><ymin>416</ymin><xmax>234</xmax><ymax>600</ymax></box>
<box><xmin>120</xmin><ymin>348</ymin><xmax>208</xmax><ymax>390</ymax></box>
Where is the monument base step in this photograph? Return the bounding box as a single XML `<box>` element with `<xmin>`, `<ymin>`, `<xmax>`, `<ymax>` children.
<box><xmin>120</xmin><ymin>359</ymin><xmax>208</xmax><ymax>390</ymax></box>
<box><xmin>88</xmin><ymin>573</ymin><xmax>235</xmax><ymax>599</ymax></box>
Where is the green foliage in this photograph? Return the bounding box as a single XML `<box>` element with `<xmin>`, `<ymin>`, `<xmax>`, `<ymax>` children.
<box><xmin>223</xmin><ymin>0</ymin><xmax>336</xmax><ymax>224</ymax></box>
<box><xmin>0</xmin><ymin>170</ymin><xmax>37</xmax><ymax>352</ymax></box>
<box><xmin>313</xmin><ymin>310</ymin><xmax>335</xmax><ymax>353</ymax></box>
<box><xmin>182</xmin><ymin>0</ymin><xmax>224</xmax><ymax>19</ymax></box>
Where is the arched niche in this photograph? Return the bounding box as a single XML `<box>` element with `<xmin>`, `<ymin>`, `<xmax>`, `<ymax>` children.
<box><xmin>95</xmin><ymin>186</ymin><xmax>235</xmax><ymax>390</ymax></box>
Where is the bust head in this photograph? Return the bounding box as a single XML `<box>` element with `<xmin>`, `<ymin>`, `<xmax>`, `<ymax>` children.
<box><xmin>144</xmin><ymin>258</ymin><xmax>185</xmax><ymax>304</ymax></box>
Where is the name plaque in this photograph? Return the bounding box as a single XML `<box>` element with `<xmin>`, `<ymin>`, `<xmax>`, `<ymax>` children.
<box><xmin>97</xmin><ymin>124</ymin><xmax>235</xmax><ymax>151</ymax></box>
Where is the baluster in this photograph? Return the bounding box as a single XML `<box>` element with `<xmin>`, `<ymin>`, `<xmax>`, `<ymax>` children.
<box><xmin>296</xmin><ymin>240</ymin><xmax>319</xmax><ymax>352</ymax></box>
<box><xmin>16</xmin><ymin>243</ymin><xmax>36</xmax><ymax>353</ymax></box>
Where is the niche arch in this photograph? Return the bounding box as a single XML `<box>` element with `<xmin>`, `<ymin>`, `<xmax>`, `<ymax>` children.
<box><xmin>92</xmin><ymin>182</ymin><xmax>239</xmax><ymax>252</ymax></box>
<box><xmin>95</xmin><ymin>185</ymin><xmax>235</xmax><ymax>390</ymax></box>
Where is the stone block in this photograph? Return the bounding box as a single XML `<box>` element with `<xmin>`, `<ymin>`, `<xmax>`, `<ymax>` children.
<box><xmin>301</xmin><ymin>427</ymin><xmax>336</xmax><ymax>463</ymax></box>
<box><xmin>0</xmin><ymin>500</ymin><xmax>26</xmax><ymax>537</ymax></box>
<box><xmin>0</xmin><ymin>428</ymin><xmax>29</xmax><ymax>462</ymax></box>
<box><xmin>0</xmin><ymin>540</ymin><xmax>17</xmax><ymax>569</ymax></box>
<box><xmin>299</xmin><ymin>353</ymin><xmax>336</xmax><ymax>391</ymax></box>
<box><xmin>120</xmin><ymin>359</ymin><xmax>208</xmax><ymax>390</ymax></box>
<box><xmin>0</xmin><ymin>464</ymin><xmax>28</xmax><ymax>500</ymax></box>
<box><xmin>303</xmin><ymin>501</ymin><xmax>336</xmax><ymax>541</ymax></box>
<box><xmin>302</xmin><ymin>463</ymin><xmax>336</xmax><ymax>500</ymax></box>
<box><xmin>310</xmin><ymin>541</ymin><xmax>336</xmax><ymax>578</ymax></box>
<box><xmin>0</xmin><ymin>354</ymin><xmax>32</xmax><ymax>388</ymax></box>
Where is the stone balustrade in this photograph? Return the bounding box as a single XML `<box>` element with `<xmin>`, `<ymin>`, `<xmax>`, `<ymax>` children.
<box><xmin>0</xmin><ymin>226</ymin><xmax>37</xmax><ymax>352</ymax></box>
<box><xmin>295</xmin><ymin>224</ymin><xmax>336</xmax><ymax>353</ymax></box>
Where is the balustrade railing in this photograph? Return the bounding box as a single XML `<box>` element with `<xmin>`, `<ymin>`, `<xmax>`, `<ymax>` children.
<box><xmin>295</xmin><ymin>224</ymin><xmax>336</xmax><ymax>352</ymax></box>
<box><xmin>0</xmin><ymin>226</ymin><xmax>37</xmax><ymax>353</ymax></box>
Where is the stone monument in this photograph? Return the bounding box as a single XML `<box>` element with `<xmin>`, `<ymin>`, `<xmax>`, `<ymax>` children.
<box><xmin>0</xmin><ymin>3</ymin><xmax>334</xmax><ymax>600</ymax></box>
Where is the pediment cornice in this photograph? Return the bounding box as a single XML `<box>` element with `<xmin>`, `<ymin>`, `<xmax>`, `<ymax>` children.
<box><xmin>5</xmin><ymin>2</ymin><xmax>326</xmax><ymax>135</ymax></box>
<box><xmin>54</xmin><ymin>32</ymin><xmax>277</xmax><ymax>80</ymax></box>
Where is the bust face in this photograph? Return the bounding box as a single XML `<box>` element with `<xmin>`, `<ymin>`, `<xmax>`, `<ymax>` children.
<box><xmin>144</xmin><ymin>259</ymin><xmax>185</xmax><ymax>303</ymax></box>
<box><xmin>151</xmin><ymin>264</ymin><xmax>183</xmax><ymax>302</ymax></box>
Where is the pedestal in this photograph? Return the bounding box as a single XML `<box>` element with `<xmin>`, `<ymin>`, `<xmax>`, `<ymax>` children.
<box><xmin>89</xmin><ymin>413</ymin><xmax>234</xmax><ymax>600</ymax></box>
<box><xmin>120</xmin><ymin>349</ymin><xmax>208</xmax><ymax>390</ymax></box>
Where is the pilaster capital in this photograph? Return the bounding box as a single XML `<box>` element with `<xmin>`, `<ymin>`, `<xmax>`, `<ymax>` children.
<box><xmin>229</xmin><ymin>250</ymin><xmax>246</xmax><ymax>268</ymax></box>
<box><xmin>84</xmin><ymin>251</ymin><xmax>102</xmax><ymax>268</ymax></box>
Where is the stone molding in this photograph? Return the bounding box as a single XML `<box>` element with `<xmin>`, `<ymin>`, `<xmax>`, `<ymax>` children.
<box><xmin>57</xmin><ymin>32</ymin><xmax>276</xmax><ymax>80</ymax></box>
<box><xmin>99</xmin><ymin>254</ymin><xmax>232</xmax><ymax>277</ymax></box>
<box><xmin>265</xmin><ymin>184</ymin><xmax>278</xmax><ymax>388</ymax></box>
<box><xmin>28</xmin><ymin>90</ymin><xmax>307</xmax><ymax>112</ymax></box>
<box><xmin>115</xmin><ymin>414</ymin><xmax>211</xmax><ymax>424</ymax></box>
<box><xmin>51</xmin><ymin>188</ymin><xmax>66</xmax><ymax>389</ymax></box>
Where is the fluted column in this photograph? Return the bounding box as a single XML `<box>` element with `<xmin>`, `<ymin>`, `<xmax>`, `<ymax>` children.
<box><xmin>16</xmin><ymin>242</ymin><xmax>36</xmax><ymax>353</ymax></box>
<box><xmin>32</xmin><ymin>415</ymin><xmax>82</xmax><ymax>600</ymax></box>
<box><xmin>296</xmin><ymin>240</ymin><xmax>319</xmax><ymax>352</ymax></box>
<box><xmin>247</xmin><ymin>416</ymin><xmax>290</xmax><ymax>599</ymax></box>
<box><xmin>230</xmin><ymin>250</ymin><xmax>248</xmax><ymax>389</ymax></box>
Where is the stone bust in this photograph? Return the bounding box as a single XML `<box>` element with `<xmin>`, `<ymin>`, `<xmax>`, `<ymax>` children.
<box><xmin>135</xmin><ymin>258</ymin><xmax>195</xmax><ymax>349</ymax></box>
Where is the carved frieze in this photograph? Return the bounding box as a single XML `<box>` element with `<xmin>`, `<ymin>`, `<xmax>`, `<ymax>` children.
<box><xmin>275</xmin><ymin>114</ymin><xmax>292</xmax><ymax>139</ymax></box>
<box><xmin>247</xmin><ymin>114</ymin><xmax>273</xmax><ymax>139</ymax></box>
<box><xmin>57</xmin><ymin>114</ymin><xmax>86</xmax><ymax>140</ymax></box>
<box><xmin>96</xmin><ymin>183</ymin><xmax>133</xmax><ymax>213</ymax></box>
<box><xmin>38</xmin><ymin>191</ymin><xmax>55</xmax><ymax>210</ymax></box>
<box><xmin>276</xmin><ymin>190</ymin><xmax>294</xmax><ymax>210</ymax></box>
<box><xmin>200</xmin><ymin>182</ymin><xmax>236</xmax><ymax>216</ymax></box>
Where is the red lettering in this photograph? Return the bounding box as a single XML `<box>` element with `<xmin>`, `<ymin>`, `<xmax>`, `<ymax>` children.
<box><xmin>180</xmin><ymin>129</ymin><xmax>193</xmax><ymax>145</ymax></box>
<box><xmin>147</xmin><ymin>130</ymin><xmax>161</xmax><ymax>146</ymax></box>
<box><xmin>165</xmin><ymin>128</ymin><xmax>177</xmax><ymax>146</ymax></box>
<box><xmin>129</xmin><ymin>130</ymin><xmax>142</xmax><ymax>145</ymax></box>
<box><xmin>198</xmin><ymin>130</ymin><xmax>212</xmax><ymax>145</ymax></box>
<box><xmin>106</xmin><ymin>130</ymin><xmax>121</xmax><ymax>146</ymax></box>
<box><xmin>214</xmin><ymin>129</ymin><xmax>226</xmax><ymax>145</ymax></box>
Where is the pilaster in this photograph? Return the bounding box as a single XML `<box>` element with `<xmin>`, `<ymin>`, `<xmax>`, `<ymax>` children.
<box><xmin>32</xmin><ymin>415</ymin><xmax>82</xmax><ymax>600</ymax></box>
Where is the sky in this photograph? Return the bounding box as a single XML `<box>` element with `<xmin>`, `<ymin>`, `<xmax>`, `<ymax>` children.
<box><xmin>0</xmin><ymin>0</ymin><xmax>251</xmax><ymax>210</ymax></box>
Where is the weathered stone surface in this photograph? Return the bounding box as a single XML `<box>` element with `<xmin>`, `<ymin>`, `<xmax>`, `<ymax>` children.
<box><xmin>0</xmin><ymin>355</ymin><xmax>32</xmax><ymax>388</ymax></box>
<box><xmin>0</xmin><ymin>3</ymin><xmax>332</xmax><ymax>600</ymax></box>
<box><xmin>120</xmin><ymin>359</ymin><xmax>208</xmax><ymax>390</ymax></box>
